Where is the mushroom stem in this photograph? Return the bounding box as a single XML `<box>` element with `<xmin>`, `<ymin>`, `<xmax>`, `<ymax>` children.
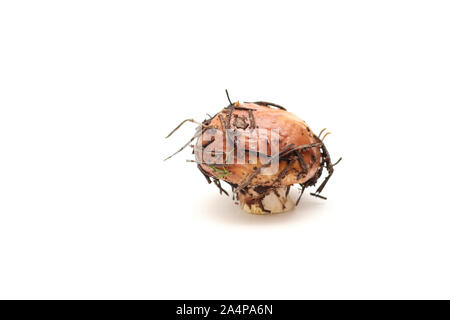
<box><xmin>238</xmin><ymin>186</ymin><xmax>295</xmax><ymax>214</ymax></box>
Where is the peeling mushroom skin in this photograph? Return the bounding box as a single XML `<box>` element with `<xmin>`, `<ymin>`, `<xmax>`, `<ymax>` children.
<box><xmin>166</xmin><ymin>97</ymin><xmax>338</xmax><ymax>215</ymax></box>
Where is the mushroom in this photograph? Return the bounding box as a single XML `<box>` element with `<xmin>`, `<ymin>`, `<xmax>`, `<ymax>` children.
<box><xmin>165</xmin><ymin>92</ymin><xmax>339</xmax><ymax>214</ymax></box>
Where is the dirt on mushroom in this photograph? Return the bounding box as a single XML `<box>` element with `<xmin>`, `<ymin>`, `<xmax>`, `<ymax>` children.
<box><xmin>165</xmin><ymin>90</ymin><xmax>340</xmax><ymax>214</ymax></box>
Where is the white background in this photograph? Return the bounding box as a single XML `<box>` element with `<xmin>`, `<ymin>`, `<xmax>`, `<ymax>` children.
<box><xmin>1</xmin><ymin>1</ymin><xmax>449</xmax><ymax>299</ymax></box>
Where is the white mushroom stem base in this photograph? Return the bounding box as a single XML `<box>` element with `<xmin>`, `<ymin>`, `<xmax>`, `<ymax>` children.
<box><xmin>238</xmin><ymin>187</ymin><xmax>295</xmax><ymax>214</ymax></box>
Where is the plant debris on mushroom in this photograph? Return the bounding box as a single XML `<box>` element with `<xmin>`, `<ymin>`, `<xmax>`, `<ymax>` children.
<box><xmin>165</xmin><ymin>91</ymin><xmax>340</xmax><ymax>215</ymax></box>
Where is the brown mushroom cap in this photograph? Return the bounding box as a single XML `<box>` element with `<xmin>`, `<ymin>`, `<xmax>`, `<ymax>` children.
<box><xmin>195</xmin><ymin>103</ymin><xmax>322</xmax><ymax>187</ymax></box>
